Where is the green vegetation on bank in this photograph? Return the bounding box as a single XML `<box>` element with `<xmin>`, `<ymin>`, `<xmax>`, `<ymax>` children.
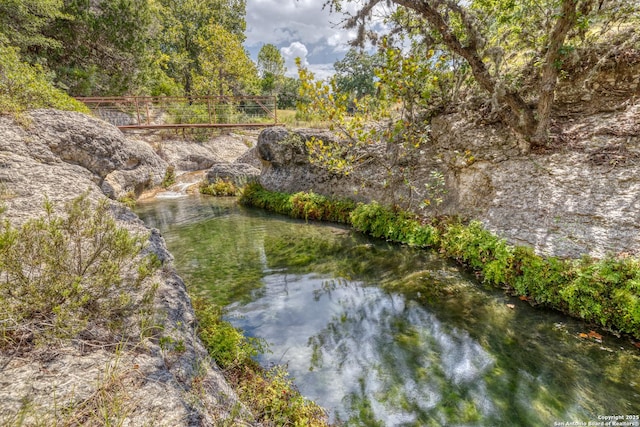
<box><xmin>199</xmin><ymin>178</ymin><xmax>240</xmax><ymax>197</ymax></box>
<box><xmin>0</xmin><ymin>192</ymin><xmax>158</xmax><ymax>351</ymax></box>
<box><xmin>240</xmin><ymin>183</ymin><xmax>640</xmax><ymax>340</ymax></box>
<box><xmin>0</xmin><ymin>42</ymin><xmax>89</xmax><ymax>118</ymax></box>
<box><xmin>192</xmin><ymin>296</ymin><xmax>330</xmax><ymax>426</ymax></box>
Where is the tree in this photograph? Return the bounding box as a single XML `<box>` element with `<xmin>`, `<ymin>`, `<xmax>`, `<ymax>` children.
<box><xmin>192</xmin><ymin>23</ymin><xmax>257</xmax><ymax>96</ymax></box>
<box><xmin>41</xmin><ymin>0</ymin><xmax>156</xmax><ymax>96</ymax></box>
<box><xmin>0</xmin><ymin>0</ymin><xmax>66</xmax><ymax>57</ymax></box>
<box><xmin>333</xmin><ymin>48</ymin><xmax>379</xmax><ymax>100</ymax></box>
<box><xmin>257</xmin><ymin>43</ymin><xmax>286</xmax><ymax>96</ymax></box>
<box><xmin>156</xmin><ymin>0</ymin><xmax>248</xmax><ymax>95</ymax></box>
<box><xmin>277</xmin><ymin>76</ymin><xmax>301</xmax><ymax>109</ymax></box>
<box><xmin>326</xmin><ymin>0</ymin><xmax>640</xmax><ymax>150</ymax></box>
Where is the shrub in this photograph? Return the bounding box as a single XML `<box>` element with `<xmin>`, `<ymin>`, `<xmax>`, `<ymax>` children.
<box><xmin>440</xmin><ymin>221</ymin><xmax>513</xmax><ymax>286</ymax></box>
<box><xmin>0</xmin><ymin>193</ymin><xmax>156</xmax><ymax>350</ymax></box>
<box><xmin>291</xmin><ymin>191</ymin><xmax>355</xmax><ymax>223</ymax></box>
<box><xmin>0</xmin><ymin>42</ymin><xmax>89</xmax><ymax>117</ymax></box>
<box><xmin>162</xmin><ymin>165</ymin><xmax>176</xmax><ymax>188</ymax></box>
<box><xmin>350</xmin><ymin>202</ymin><xmax>438</xmax><ymax>247</ymax></box>
<box><xmin>199</xmin><ymin>178</ymin><xmax>239</xmax><ymax>196</ymax></box>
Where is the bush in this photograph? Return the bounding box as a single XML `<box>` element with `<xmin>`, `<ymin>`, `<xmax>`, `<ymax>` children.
<box><xmin>0</xmin><ymin>193</ymin><xmax>157</xmax><ymax>350</ymax></box>
<box><xmin>350</xmin><ymin>202</ymin><xmax>438</xmax><ymax>247</ymax></box>
<box><xmin>199</xmin><ymin>178</ymin><xmax>239</xmax><ymax>196</ymax></box>
<box><xmin>0</xmin><ymin>42</ymin><xmax>89</xmax><ymax>117</ymax></box>
<box><xmin>162</xmin><ymin>165</ymin><xmax>176</xmax><ymax>188</ymax></box>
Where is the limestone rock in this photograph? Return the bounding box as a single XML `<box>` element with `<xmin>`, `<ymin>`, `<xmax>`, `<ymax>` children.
<box><xmin>0</xmin><ymin>111</ymin><xmax>255</xmax><ymax>426</ymax></box>
<box><xmin>256</xmin><ymin>98</ymin><xmax>640</xmax><ymax>259</ymax></box>
<box><xmin>155</xmin><ymin>132</ymin><xmax>255</xmax><ymax>172</ymax></box>
<box><xmin>206</xmin><ymin>162</ymin><xmax>260</xmax><ymax>187</ymax></box>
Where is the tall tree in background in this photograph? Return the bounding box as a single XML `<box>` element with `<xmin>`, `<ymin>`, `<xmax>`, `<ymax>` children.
<box><xmin>333</xmin><ymin>48</ymin><xmax>379</xmax><ymax>100</ymax></box>
<box><xmin>156</xmin><ymin>0</ymin><xmax>248</xmax><ymax>95</ymax></box>
<box><xmin>0</xmin><ymin>0</ymin><xmax>66</xmax><ymax>57</ymax></box>
<box><xmin>257</xmin><ymin>43</ymin><xmax>286</xmax><ymax>96</ymax></box>
<box><xmin>192</xmin><ymin>23</ymin><xmax>257</xmax><ymax>96</ymax></box>
<box><xmin>327</xmin><ymin>0</ymin><xmax>640</xmax><ymax>150</ymax></box>
<box><xmin>42</xmin><ymin>0</ymin><xmax>155</xmax><ymax>96</ymax></box>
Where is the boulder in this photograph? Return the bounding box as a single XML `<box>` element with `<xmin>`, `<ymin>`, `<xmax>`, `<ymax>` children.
<box><xmin>206</xmin><ymin>162</ymin><xmax>260</xmax><ymax>187</ymax></box>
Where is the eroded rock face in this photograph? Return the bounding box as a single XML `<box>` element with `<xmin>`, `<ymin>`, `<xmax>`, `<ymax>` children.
<box><xmin>257</xmin><ymin>100</ymin><xmax>640</xmax><ymax>259</ymax></box>
<box><xmin>206</xmin><ymin>162</ymin><xmax>260</xmax><ymax>187</ymax></box>
<box><xmin>0</xmin><ymin>111</ymin><xmax>253</xmax><ymax>426</ymax></box>
<box><xmin>1</xmin><ymin>109</ymin><xmax>168</xmax><ymax>201</ymax></box>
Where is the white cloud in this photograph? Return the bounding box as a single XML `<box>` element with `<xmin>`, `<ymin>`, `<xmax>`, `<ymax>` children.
<box><xmin>281</xmin><ymin>41</ymin><xmax>309</xmax><ymax>75</ymax></box>
<box><xmin>245</xmin><ymin>1</ymin><xmax>392</xmax><ymax>79</ymax></box>
<box><xmin>245</xmin><ymin>0</ymin><xmax>352</xmax><ymax>77</ymax></box>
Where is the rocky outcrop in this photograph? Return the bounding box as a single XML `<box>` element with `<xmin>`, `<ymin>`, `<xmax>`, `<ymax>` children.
<box><xmin>155</xmin><ymin>131</ymin><xmax>257</xmax><ymax>172</ymax></box>
<box><xmin>257</xmin><ymin>100</ymin><xmax>640</xmax><ymax>259</ymax></box>
<box><xmin>0</xmin><ymin>109</ymin><xmax>168</xmax><ymax>204</ymax></box>
<box><xmin>0</xmin><ymin>110</ymin><xmax>254</xmax><ymax>425</ymax></box>
<box><xmin>206</xmin><ymin>162</ymin><xmax>260</xmax><ymax>187</ymax></box>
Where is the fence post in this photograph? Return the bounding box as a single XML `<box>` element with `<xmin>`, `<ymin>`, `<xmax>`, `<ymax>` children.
<box><xmin>134</xmin><ymin>97</ymin><xmax>141</xmax><ymax>126</ymax></box>
<box><xmin>273</xmin><ymin>96</ymin><xmax>277</xmax><ymax>124</ymax></box>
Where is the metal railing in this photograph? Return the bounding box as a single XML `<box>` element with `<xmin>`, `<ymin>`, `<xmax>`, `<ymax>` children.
<box><xmin>76</xmin><ymin>95</ymin><xmax>277</xmax><ymax>129</ymax></box>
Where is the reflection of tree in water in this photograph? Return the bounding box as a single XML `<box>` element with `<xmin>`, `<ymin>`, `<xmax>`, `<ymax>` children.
<box><xmin>138</xmin><ymin>198</ymin><xmax>640</xmax><ymax>425</ymax></box>
<box><xmin>305</xmin><ymin>273</ymin><xmax>640</xmax><ymax>426</ymax></box>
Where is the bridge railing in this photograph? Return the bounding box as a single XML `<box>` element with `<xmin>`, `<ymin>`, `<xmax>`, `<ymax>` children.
<box><xmin>76</xmin><ymin>95</ymin><xmax>277</xmax><ymax>129</ymax></box>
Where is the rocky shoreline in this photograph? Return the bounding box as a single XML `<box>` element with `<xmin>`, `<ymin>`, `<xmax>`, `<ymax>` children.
<box><xmin>0</xmin><ymin>110</ymin><xmax>258</xmax><ymax>426</ymax></box>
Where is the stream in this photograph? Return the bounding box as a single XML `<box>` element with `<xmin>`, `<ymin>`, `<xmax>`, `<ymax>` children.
<box><xmin>135</xmin><ymin>195</ymin><xmax>640</xmax><ymax>426</ymax></box>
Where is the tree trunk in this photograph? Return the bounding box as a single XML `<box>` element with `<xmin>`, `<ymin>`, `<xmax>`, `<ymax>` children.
<box><xmin>531</xmin><ymin>0</ymin><xmax>580</xmax><ymax>148</ymax></box>
<box><xmin>395</xmin><ymin>0</ymin><xmax>537</xmax><ymax>148</ymax></box>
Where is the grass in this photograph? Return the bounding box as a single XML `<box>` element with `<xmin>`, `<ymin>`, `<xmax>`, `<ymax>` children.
<box><xmin>275</xmin><ymin>109</ymin><xmax>331</xmax><ymax>129</ymax></box>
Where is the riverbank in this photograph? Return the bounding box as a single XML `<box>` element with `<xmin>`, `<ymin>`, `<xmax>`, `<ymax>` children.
<box><xmin>240</xmin><ymin>183</ymin><xmax>640</xmax><ymax>342</ymax></box>
<box><xmin>0</xmin><ymin>110</ymin><xmax>262</xmax><ymax>425</ymax></box>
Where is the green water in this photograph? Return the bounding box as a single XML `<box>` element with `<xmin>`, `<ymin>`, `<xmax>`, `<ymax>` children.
<box><xmin>136</xmin><ymin>195</ymin><xmax>640</xmax><ymax>426</ymax></box>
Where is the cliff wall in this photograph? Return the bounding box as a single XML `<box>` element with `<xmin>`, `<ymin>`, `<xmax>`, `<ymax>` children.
<box><xmin>257</xmin><ymin>59</ymin><xmax>640</xmax><ymax>258</ymax></box>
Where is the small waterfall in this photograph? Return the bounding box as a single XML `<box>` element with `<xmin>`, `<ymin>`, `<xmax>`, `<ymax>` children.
<box><xmin>156</xmin><ymin>170</ymin><xmax>205</xmax><ymax>199</ymax></box>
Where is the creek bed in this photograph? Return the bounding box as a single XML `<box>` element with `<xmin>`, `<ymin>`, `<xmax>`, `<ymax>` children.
<box><xmin>136</xmin><ymin>195</ymin><xmax>640</xmax><ymax>426</ymax></box>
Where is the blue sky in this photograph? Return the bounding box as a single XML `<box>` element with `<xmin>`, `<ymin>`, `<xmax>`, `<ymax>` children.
<box><xmin>244</xmin><ymin>1</ymin><xmax>359</xmax><ymax>80</ymax></box>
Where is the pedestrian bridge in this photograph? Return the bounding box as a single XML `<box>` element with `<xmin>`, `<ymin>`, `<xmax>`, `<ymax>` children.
<box><xmin>76</xmin><ymin>95</ymin><xmax>277</xmax><ymax>130</ymax></box>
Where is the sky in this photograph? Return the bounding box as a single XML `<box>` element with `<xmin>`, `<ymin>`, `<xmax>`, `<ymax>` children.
<box><xmin>244</xmin><ymin>0</ymin><xmax>359</xmax><ymax>80</ymax></box>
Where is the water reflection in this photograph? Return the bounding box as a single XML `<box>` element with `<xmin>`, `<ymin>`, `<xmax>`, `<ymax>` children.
<box><xmin>136</xmin><ymin>196</ymin><xmax>640</xmax><ymax>426</ymax></box>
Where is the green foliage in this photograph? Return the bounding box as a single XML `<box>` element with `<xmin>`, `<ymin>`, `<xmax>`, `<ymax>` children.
<box><xmin>244</xmin><ymin>185</ymin><xmax>640</xmax><ymax>339</ymax></box>
<box><xmin>440</xmin><ymin>221</ymin><xmax>513</xmax><ymax>287</ymax></box>
<box><xmin>240</xmin><ymin>182</ymin><xmax>355</xmax><ymax>224</ymax></box>
<box><xmin>192</xmin><ymin>296</ymin><xmax>263</xmax><ymax>368</ymax></box>
<box><xmin>0</xmin><ymin>0</ymin><xmax>66</xmax><ymax>55</ymax></box>
<box><xmin>199</xmin><ymin>179</ymin><xmax>239</xmax><ymax>197</ymax></box>
<box><xmin>44</xmin><ymin>0</ymin><xmax>157</xmax><ymax>96</ymax></box>
<box><xmin>327</xmin><ymin>0</ymin><xmax>640</xmax><ymax>146</ymax></box>
<box><xmin>350</xmin><ymin>202</ymin><xmax>438</xmax><ymax>248</ymax></box>
<box><xmin>162</xmin><ymin>165</ymin><xmax>176</xmax><ymax>189</ymax></box>
<box><xmin>0</xmin><ymin>193</ymin><xmax>157</xmax><ymax>350</ymax></box>
<box><xmin>117</xmin><ymin>191</ymin><xmax>137</xmax><ymax>209</ymax></box>
<box><xmin>509</xmin><ymin>246</ymin><xmax>567</xmax><ymax>306</ymax></box>
<box><xmin>236</xmin><ymin>365</ymin><xmax>329</xmax><ymax>427</ymax></box>
<box><xmin>156</xmin><ymin>0</ymin><xmax>250</xmax><ymax>95</ymax></box>
<box><xmin>0</xmin><ymin>42</ymin><xmax>89</xmax><ymax>116</ymax></box>
<box><xmin>333</xmin><ymin>48</ymin><xmax>380</xmax><ymax>100</ymax></box>
<box><xmin>192</xmin><ymin>23</ymin><xmax>258</xmax><ymax>96</ymax></box>
<box><xmin>290</xmin><ymin>191</ymin><xmax>355</xmax><ymax>223</ymax></box>
<box><xmin>258</xmin><ymin>43</ymin><xmax>286</xmax><ymax>96</ymax></box>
